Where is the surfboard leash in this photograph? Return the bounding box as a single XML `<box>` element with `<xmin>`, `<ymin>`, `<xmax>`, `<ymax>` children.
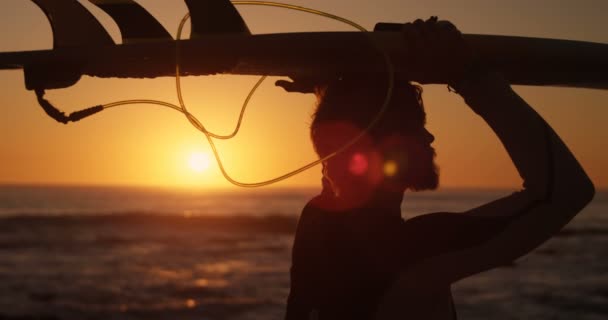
<box><xmin>35</xmin><ymin>89</ymin><xmax>104</xmax><ymax>124</ymax></box>
<box><xmin>31</xmin><ymin>1</ymin><xmax>396</xmax><ymax>188</ymax></box>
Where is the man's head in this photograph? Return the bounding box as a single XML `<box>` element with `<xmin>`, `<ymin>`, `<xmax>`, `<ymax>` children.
<box><xmin>311</xmin><ymin>77</ymin><xmax>438</xmax><ymax>207</ymax></box>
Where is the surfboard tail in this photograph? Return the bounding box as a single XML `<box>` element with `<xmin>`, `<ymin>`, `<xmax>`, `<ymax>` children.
<box><xmin>22</xmin><ymin>0</ymin><xmax>249</xmax><ymax>90</ymax></box>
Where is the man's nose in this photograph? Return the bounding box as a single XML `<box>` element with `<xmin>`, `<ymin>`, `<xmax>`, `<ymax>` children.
<box><xmin>424</xmin><ymin>129</ymin><xmax>435</xmax><ymax>144</ymax></box>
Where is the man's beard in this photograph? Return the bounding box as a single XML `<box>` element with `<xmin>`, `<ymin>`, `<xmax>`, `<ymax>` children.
<box><xmin>407</xmin><ymin>149</ymin><xmax>439</xmax><ymax>191</ymax></box>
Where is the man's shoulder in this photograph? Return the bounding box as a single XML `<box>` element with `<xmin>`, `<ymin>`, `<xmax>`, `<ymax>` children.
<box><xmin>302</xmin><ymin>194</ymin><xmax>337</xmax><ymax>215</ymax></box>
<box><xmin>402</xmin><ymin>212</ymin><xmax>455</xmax><ymax>226</ymax></box>
<box><xmin>297</xmin><ymin>195</ymin><xmax>331</xmax><ymax>229</ymax></box>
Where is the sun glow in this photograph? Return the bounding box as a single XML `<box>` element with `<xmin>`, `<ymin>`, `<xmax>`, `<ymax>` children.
<box><xmin>188</xmin><ymin>152</ymin><xmax>211</xmax><ymax>173</ymax></box>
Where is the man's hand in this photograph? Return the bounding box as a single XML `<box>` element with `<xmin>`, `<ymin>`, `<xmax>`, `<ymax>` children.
<box><xmin>275</xmin><ymin>76</ymin><xmax>320</xmax><ymax>93</ymax></box>
<box><xmin>402</xmin><ymin>17</ymin><xmax>476</xmax><ymax>87</ymax></box>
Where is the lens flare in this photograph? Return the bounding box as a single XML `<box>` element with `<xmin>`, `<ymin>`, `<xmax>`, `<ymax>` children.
<box><xmin>349</xmin><ymin>153</ymin><xmax>369</xmax><ymax>176</ymax></box>
<box><xmin>383</xmin><ymin>160</ymin><xmax>398</xmax><ymax>177</ymax></box>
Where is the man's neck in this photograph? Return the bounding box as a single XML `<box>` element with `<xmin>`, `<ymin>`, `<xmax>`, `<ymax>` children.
<box><xmin>366</xmin><ymin>190</ymin><xmax>404</xmax><ymax>214</ymax></box>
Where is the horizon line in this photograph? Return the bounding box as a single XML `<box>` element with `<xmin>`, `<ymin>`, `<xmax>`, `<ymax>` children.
<box><xmin>2</xmin><ymin>181</ymin><xmax>606</xmax><ymax>193</ymax></box>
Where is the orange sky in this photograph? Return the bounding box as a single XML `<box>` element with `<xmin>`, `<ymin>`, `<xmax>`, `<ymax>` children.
<box><xmin>1</xmin><ymin>0</ymin><xmax>607</xmax><ymax>190</ymax></box>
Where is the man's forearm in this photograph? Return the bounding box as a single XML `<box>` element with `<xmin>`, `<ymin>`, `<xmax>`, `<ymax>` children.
<box><xmin>453</xmin><ymin>72</ymin><xmax>595</xmax><ymax>256</ymax></box>
<box><xmin>458</xmin><ymin>72</ymin><xmax>594</xmax><ymax>203</ymax></box>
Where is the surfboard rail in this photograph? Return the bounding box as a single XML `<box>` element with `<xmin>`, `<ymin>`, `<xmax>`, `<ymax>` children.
<box><xmin>2</xmin><ymin>32</ymin><xmax>607</xmax><ymax>90</ymax></box>
<box><xmin>1</xmin><ymin>0</ymin><xmax>606</xmax><ymax>90</ymax></box>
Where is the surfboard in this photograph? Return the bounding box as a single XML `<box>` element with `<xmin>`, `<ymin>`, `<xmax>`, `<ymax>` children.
<box><xmin>1</xmin><ymin>0</ymin><xmax>607</xmax><ymax>91</ymax></box>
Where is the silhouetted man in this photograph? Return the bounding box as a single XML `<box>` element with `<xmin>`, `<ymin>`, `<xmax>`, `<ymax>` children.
<box><xmin>284</xmin><ymin>18</ymin><xmax>594</xmax><ymax>320</ymax></box>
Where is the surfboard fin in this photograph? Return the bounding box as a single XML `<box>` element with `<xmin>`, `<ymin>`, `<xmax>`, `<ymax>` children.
<box><xmin>184</xmin><ymin>0</ymin><xmax>251</xmax><ymax>37</ymax></box>
<box><xmin>88</xmin><ymin>0</ymin><xmax>173</xmax><ymax>43</ymax></box>
<box><xmin>31</xmin><ymin>0</ymin><xmax>115</xmax><ymax>48</ymax></box>
<box><xmin>27</xmin><ymin>0</ymin><xmax>116</xmax><ymax>90</ymax></box>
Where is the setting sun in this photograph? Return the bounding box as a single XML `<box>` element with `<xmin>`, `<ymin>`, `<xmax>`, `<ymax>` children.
<box><xmin>188</xmin><ymin>152</ymin><xmax>211</xmax><ymax>173</ymax></box>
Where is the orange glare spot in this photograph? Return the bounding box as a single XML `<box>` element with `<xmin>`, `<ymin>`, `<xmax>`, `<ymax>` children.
<box><xmin>383</xmin><ymin>160</ymin><xmax>398</xmax><ymax>177</ymax></box>
<box><xmin>186</xmin><ymin>299</ymin><xmax>197</xmax><ymax>308</ymax></box>
<box><xmin>195</xmin><ymin>279</ymin><xmax>210</xmax><ymax>287</ymax></box>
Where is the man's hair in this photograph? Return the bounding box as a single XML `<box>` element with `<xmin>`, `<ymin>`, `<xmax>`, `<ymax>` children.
<box><xmin>310</xmin><ymin>77</ymin><xmax>426</xmax><ymax>155</ymax></box>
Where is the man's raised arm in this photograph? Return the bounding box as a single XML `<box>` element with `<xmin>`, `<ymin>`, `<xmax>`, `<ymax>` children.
<box><xmin>447</xmin><ymin>71</ymin><xmax>595</xmax><ymax>276</ymax></box>
<box><xmin>408</xmin><ymin>19</ymin><xmax>594</xmax><ymax>284</ymax></box>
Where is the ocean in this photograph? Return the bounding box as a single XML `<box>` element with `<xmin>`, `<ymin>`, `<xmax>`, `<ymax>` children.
<box><xmin>0</xmin><ymin>185</ymin><xmax>606</xmax><ymax>320</ymax></box>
